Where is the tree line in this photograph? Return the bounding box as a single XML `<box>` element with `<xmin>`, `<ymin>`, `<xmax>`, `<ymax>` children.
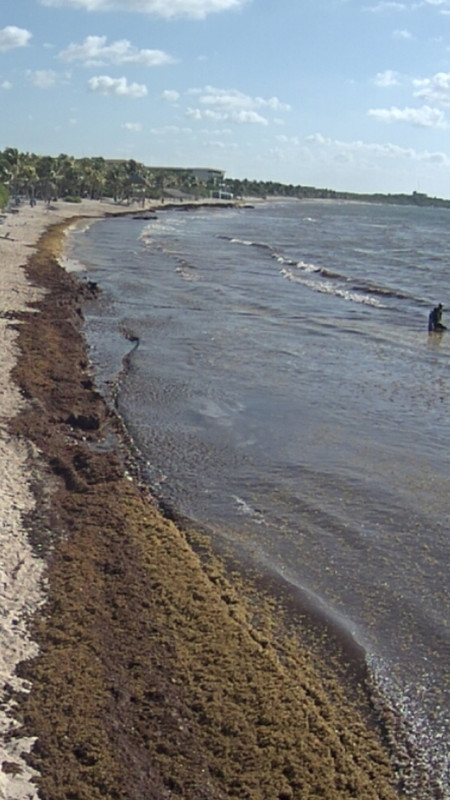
<box><xmin>1</xmin><ymin>147</ymin><xmax>450</xmax><ymax>210</ymax></box>
<box><xmin>225</xmin><ymin>178</ymin><xmax>450</xmax><ymax>208</ymax></box>
<box><xmin>0</xmin><ymin>149</ymin><xmax>202</xmax><ymax>209</ymax></box>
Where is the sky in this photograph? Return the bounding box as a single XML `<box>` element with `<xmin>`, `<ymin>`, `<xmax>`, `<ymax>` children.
<box><xmin>2</xmin><ymin>0</ymin><xmax>450</xmax><ymax>197</ymax></box>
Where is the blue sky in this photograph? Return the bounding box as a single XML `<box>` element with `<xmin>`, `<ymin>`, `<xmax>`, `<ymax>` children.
<box><xmin>2</xmin><ymin>0</ymin><xmax>450</xmax><ymax>196</ymax></box>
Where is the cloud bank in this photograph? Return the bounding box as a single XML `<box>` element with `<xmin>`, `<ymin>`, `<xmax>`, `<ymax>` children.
<box><xmin>368</xmin><ymin>104</ymin><xmax>447</xmax><ymax>127</ymax></box>
<box><xmin>186</xmin><ymin>86</ymin><xmax>290</xmax><ymax>125</ymax></box>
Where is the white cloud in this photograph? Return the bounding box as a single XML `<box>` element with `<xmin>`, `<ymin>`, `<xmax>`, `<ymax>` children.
<box><xmin>259</xmin><ymin>96</ymin><xmax>291</xmax><ymax>111</ymax></box>
<box><xmin>88</xmin><ymin>75</ymin><xmax>148</xmax><ymax>97</ymax></box>
<box><xmin>414</xmin><ymin>72</ymin><xmax>450</xmax><ymax>105</ymax></box>
<box><xmin>368</xmin><ymin>104</ymin><xmax>447</xmax><ymax>127</ymax></box>
<box><xmin>26</xmin><ymin>69</ymin><xmax>58</xmax><ymax>88</ymax></box>
<box><xmin>161</xmin><ymin>89</ymin><xmax>180</xmax><ymax>102</ymax></box>
<box><xmin>122</xmin><ymin>122</ymin><xmax>143</xmax><ymax>131</ymax></box>
<box><xmin>365</xmin><ymin>2</ymin><xmax>408</xmax><ymax>11</ymax></box>
<box><xmin>185</xmin><ymin>85</ymin><xmax>289</xmax><ymax>125</ymax></box>
<box><xmin>185</xmin><ymin>107</ymin><xmax>202</xmax><ymax>121</ymax></box>
<box><xmin>186</xmin><ymin>107</ymin><xmax>203</xmax><ymax>120</ymax></box>
<box><xmin>276</xmin><ymin>135</ymin><xmax>300</xmax><ymax>145</ymax></box>
<box><xmin>205</xmin><ymin>139</ymin><xmax>227</xmax><ymax>148</ymax></box>
<box><xmin>231</xmin><ymin>109</ymin><xmax>269</xmax><ymax>125</ymax></box>
<box><xmin>0</xmin><ymin>26</ymin><xmax>32</xmax><ymax>51</ymax></box>
<box><xmin>40</xmin><ymin>0</ymin><xmax>248</xmax><ymax>19</ymax></box>
<box><xmin>196</xmin><ymin>86</ymin><xmax>290</xmax><ymax>112</ymax></box>
<box><xmin>306</xmin><ymin>133</ymin><xmax>326</xmax><ymax>146</ymax></box>
<box><xmin>413</xmin><ymin>0</ymin><xmax>450</xmax><ymax>13</ymax></box>
<box><xmin>392</xmin><ymin>28</ymin><xmax>412</xmax><ymax>39</ymax></box>
<box><xmin>1</xmin><ymin>80</ymin><xmax>12</xmax><ymax>90</ymax></box>
<box><xmin>187</xmin><ymin>106</ymin><xmax>268</xmax><ymax>125</ymax></box>
<box><xmin>204</xmin><ymin>109</ymin><xmax>227</xmax><ymax>120</ymax></box>
<box><xmin>422</xmin><ymin>0</ymin><xmax>450</xmax><ymax>8</ymax></box>
<box><xmin>149</xmin><ymin>124</ymin><xmax>193</xmax><ymax>135</ymax></box>
<box><xmin>372</xmin><ymin>69</ymin><xmax>401</xmax><ymax>87</ymax></box>
<box><xmin>60</xmin><ymin>35</ymin><xmax>175</xmax><ymax>66</ymax></box>
<box><xmin>201</xmin><ymin>126</ymin><xmax>232</xmax><ymax>135</ymax></box>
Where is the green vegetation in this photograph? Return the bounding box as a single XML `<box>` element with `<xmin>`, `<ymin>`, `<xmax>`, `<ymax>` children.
<box><xmin>1</xmin><ymin>147</ymin><xmax>449</xmax><ymax>208</ymax></box>
<box><xmin>0</xmin><ymin>148</ymin><xmax>216</xmax><ymax>206</ymax></box>
<box><xmin>0</xmin><ymin>182</ymin><xmax>8</xmax><ymax>210</ymax></box>
<box><xmin>224</xmin><ymin>178</ymin><xmax>450</xmax><ymax>208</ymax></box>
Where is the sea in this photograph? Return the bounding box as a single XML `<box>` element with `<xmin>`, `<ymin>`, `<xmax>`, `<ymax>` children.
<box><xmin>66</xmin><ymin>199</ymin><xmax>450</xmax><ymax>799</ymax></box>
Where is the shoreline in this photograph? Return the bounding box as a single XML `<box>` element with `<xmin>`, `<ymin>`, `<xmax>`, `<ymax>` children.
<box><xmin>1</xmin><ymin>199</ymin><xmax>403</xmax><ymax>799</ymax></box>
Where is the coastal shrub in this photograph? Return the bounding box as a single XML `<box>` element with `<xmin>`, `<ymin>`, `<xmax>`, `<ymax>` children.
<box><xmin>64</xmin><ymin>195</ymin><xmax>82</xmax><ymax>203</ymax></box>
<box><xmin>0</xmin><ymin>183</ymin><xmax>9</xmax><ymax>210</ymax></box>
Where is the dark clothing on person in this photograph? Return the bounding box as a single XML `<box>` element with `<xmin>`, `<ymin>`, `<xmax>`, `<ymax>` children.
<box><xmin>428</xmin><ymin>303</ymin><xmax>446</xmax><ymax>332</ymax></box>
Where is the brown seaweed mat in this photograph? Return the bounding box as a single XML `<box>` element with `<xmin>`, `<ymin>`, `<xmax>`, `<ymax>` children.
<box><xmin>6</xmin><ymin>222</ymin><xmax>404</xmax><ymax>799</ymax></box>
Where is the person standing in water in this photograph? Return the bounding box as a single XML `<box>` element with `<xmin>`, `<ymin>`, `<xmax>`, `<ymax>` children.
<box><xmin>428</xmin><ymin>303</ymin><xmax>446</xmax><ymax>332</ymax></box>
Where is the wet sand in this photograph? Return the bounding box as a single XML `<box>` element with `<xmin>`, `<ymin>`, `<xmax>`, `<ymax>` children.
<box><xmin>0</xmin><ymin>200</ymin><xmax>404</xmax><ymax>799</ymax></box>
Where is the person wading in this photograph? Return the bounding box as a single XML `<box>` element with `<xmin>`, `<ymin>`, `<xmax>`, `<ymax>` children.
<box><xmin>428</xmin><ymin>303</ymin><xmax>446</xmax><ymax>332</ymax></box>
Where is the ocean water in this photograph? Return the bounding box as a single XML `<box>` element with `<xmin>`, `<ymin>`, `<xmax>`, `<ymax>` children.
<box><xmin>67</xmin><ymin>200</ymin><xmax>449</xmax><ymax>798</ymax></box>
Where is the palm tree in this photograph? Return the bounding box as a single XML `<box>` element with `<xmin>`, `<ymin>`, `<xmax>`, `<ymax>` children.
<box><xmin>21</xmin><ymin>160</ymin><xmax>38</xmax><ymax>204</ymax></box>
<box><xmin>35</xmin><ymin>155</ymin><xmax>58</xmax><ymax>204</ymax></box>
<box><xmin>55</xmin><ymin>154</ymin><xmax>82</xmax><ymax>198</ymax></box>
<box><xmin>1</xmin><ymin>148</ymin><xmax>26</xmax><ymax>198</ymax></box>
<box><xmin>78</xmin><ymin>157</ymin><xmax>106</xmax><ymax>200</ymax></box>
<box><xmin>105</xmin><ymin>164</ymin><xmax>125</xmax><ymax>203</ymax></box>
<box><xmin>0</xmin><ymin>182</ymin><xmax>8</xmax><ymax>210</ymax></box>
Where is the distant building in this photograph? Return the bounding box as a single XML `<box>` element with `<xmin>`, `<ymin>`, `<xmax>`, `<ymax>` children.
<box><xmin>148</xmin><ymin>166</ymin><xmax>225</xmax><ymax>184</ymax></box>
<box><xmin>189</xmin><ymin>168</ymin><xmax>225</xmax><ymax>183</ymax></box>
<box><xmin>103</xmin><ymin>161</ymin><xmax>225</xmax><ymax>184</ymax></box>
<box><xmin>211</xmin><ymin>189</ymin><xmax>234</xmax><ymax>200</ymax></box>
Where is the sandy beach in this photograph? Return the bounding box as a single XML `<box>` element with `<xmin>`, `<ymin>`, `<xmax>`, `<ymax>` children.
<box><xmin>0</xmin><ymin>198</ymin><xmax>404</xmax><ymax>800</ymax></box>
<box><xmin>0</xmin><ymin>199</ymin><xmax>124</xmax><ymax>800</ymax></box>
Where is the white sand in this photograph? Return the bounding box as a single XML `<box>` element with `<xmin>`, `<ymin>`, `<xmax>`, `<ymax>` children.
<box><xmin>0</xmin><ymin>198</ymin><xmax>134</xmax><ymax>800</ymax></box>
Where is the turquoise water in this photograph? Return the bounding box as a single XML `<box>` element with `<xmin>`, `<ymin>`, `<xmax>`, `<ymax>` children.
<box><xmin>68</xmin><ymin>200</ymin><xmax>450</xmax><ymax>798</ymax></box>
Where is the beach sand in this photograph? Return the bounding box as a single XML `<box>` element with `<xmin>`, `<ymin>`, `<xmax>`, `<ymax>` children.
<box><xmin>0</xmin><ymin>199</ymin><xmax>127</xmax><ymax>800</ymax></box>
<box><xmin>0</xmin><ymin>199</ymin><xmax>404</xmax><ymax>800</ymax></box>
